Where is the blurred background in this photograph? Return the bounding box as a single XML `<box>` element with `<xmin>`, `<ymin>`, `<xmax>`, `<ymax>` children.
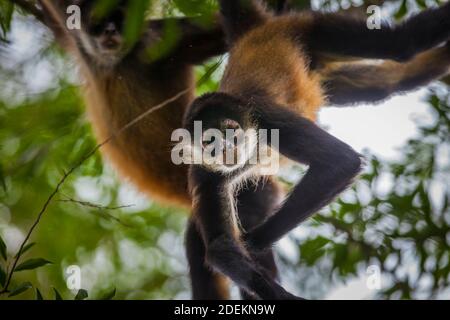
<box><xmin>0</xmin><ymin>0</ymin><xmax>449</xmax><ymax>300</ymax></box>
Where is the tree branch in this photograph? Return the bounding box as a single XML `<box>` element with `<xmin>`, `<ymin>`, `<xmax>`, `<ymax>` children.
<box><xmin>9</xmin><ymin>0</ymin><xmax>45</xmax><ymax>24</ymax></box>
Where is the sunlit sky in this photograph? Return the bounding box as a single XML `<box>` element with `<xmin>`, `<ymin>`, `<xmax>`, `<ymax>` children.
<box><xmin>320</xmin><ymin>90</ymin><xmax>433</xmax><ymax>160</ymax></box>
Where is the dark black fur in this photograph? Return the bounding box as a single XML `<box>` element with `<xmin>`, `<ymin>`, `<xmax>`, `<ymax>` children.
<box><xmin>186</xmin><ymin>178</ymin><xmax>280</xmax><ymax>300</ymax></box>
<box><xmin>188</xmin><ymin>161</ymin><xmax>298</xmax><ymax>300</ymax></box>
<box><xmin>218</xmin><ymin>0</ymin><xmax>268</xmax><ymax>42</ymax></box>
<box><xmin>186</xmin><ymin>219</ymin><xmax>229</xmax><ymax>300</ymax></box>
<box><xmin>307</xmin><ymin>3</ymin><xmax>450</xmax><ymax>62</ymax></box>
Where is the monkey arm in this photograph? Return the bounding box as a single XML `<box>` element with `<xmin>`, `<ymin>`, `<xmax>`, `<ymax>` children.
<box><xmin>173</xmin><ymin>0</ymin><xmax>295</xmax><ymax>63</ymax></box>
<box><xmin>12</xmin><ymin>1</ymin><xmax>222</xmax><ymax>61</ymax></box>
<box><xmin>39</xmin><ymin>0</ymin><xmax>79</xmax><ymax>51</ymax></box>
<box><xmin>8</xmin><ymin>1</ymin><xmax>69</xmax><ymax>48</ymax></box>
<box><xmin>245</xmin><ymin>101</ymin><xmax>362</xmax><ymax>251</ymax></box>
<box><xmin>9</xmin><ymin>0</ymin><xmax>45</xmax><ymax>22</ymax></box>
<box><xmin>185</xmin><ymin>218</ymin><xmax>231</xmax><ymax>300</ymax></box>
<box><xmin>321</xmin><ymin>43</ymin><xmax>450</xmax><ymax>106</ymax></box>
<box><xmin>305</xmin><ymin>2</ymin><xmax>450</xmax><ymax>62</ymax></box>
<box><xmin>218</xmin><ymin>0</ymin><xmax>269</xmax><ymax>43</ymax></box>
<box><xmin>154</xmin><ymin>16</ymin><xmax>227</xmax><ymax>65</ymax></box>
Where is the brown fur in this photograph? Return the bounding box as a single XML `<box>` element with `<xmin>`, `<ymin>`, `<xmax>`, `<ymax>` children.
<box><xmin>221</xmin><ymin>14</ymin><xmax>323</xmax><ymax>121</ymax></box>
<box><xmin>40</xmin><ymin>0</ymin><xmax>225</xmax><ymax>208</ymax></box>
<box><xmin>321</xmin><ymin>45</ymin><xmax>450</xmax><ymax>92</ymax></box>
<box><xmin>319</xmin><ymin>44</ymin><xmax>450</xmax><ymax>106</ymax></box>
<box><xmin>82</xmin><ymin>63</ymin><xmax>193</xmax><ymax>207</ymax></box>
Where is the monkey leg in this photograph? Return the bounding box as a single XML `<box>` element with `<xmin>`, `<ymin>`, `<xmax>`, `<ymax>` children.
<box><xmin>236</xmin><ymin>177</ymin><xmax>282</xmax><ymax>299</ymax></box>
<box><xmin>322</xmin><ymin>43</ymin><xmax>450</xmax><ymax>106</ymax></box>
<box><xmin>185</xmin><ymin>219</ymin><xmax>230</xmax><ymax>300</ymax></box>
<box><xmin>308</xmin><ymin>2</ymin><xmax>450</xmax><ymax>62</ymax></box>
<box><xmin>185</xmin><ymin>178</ymin><xmax>282</xmax><ymax>300</ymax></box>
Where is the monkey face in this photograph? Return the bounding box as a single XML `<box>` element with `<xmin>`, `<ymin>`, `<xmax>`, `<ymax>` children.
<box><xmin>201</xmin><ymin>118</ymin><xmax>256</xmax><ymax>172</ymax></box>
<box><xmin>185</xmin><ymin>93</ymin><xmax>258</xmax><ymax>174</ymax></box>
<box><xmin>74</xmin><ymin>0</ymin><xmax>129</xmax><ymax>65</ymax></box>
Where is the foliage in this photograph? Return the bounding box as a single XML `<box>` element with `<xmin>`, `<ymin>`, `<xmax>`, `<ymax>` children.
<box><xmin>0</xmin><ymin>0</ymin><xmax>449</xmax><ymax>300</ymax></box>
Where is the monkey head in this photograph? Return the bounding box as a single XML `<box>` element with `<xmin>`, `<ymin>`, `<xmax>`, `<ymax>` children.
<box><xmin>69</xmin><ymin>0</ymin><xmax>130</xmax><ymax>66</ymax></box>
<box><xmin>184</xmin><ymin>93</ymin><xmax>259</xmax><ymax>174</ymax></box>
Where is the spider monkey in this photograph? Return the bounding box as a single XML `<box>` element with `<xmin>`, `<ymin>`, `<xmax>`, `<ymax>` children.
<box><xmin>183</xmin><ymin>0</ymin><xmax>450</xmax><ymax>299</ymax></box>
<box><xmin>23</xmin><ymin>0</ymin><xmax>285</xmax><ymax>300</ymax></box>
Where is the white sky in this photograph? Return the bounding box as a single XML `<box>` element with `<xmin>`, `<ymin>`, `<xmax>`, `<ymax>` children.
<box><xmin>319</xmin><ymin>89</ymin><xmax>433</xmax><ymax>161</ymax></box>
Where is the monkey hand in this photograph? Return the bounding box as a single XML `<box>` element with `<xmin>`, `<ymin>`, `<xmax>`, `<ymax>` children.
<box><xmin>242</xmin><ymin>231</ymin><xmax>271</xmax><ymax>255</ymax></box>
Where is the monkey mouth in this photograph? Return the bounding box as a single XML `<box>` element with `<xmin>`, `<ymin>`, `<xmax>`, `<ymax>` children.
<box><xmin>101</xmin><ymin>38</ymin><xmax>121</xmax><ymax>50</ymax></box>
<box><xmin>222</xmin><ymin>147</ymin><xmax>240</xmax><ymax>166</ymax></box>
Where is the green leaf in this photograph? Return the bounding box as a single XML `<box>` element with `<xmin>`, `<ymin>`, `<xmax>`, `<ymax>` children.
<box><xmin>53</xmin><ymin>288</ymin><xmax>63</xmax><ymax>300</ymax></box>
<box><xmin>415</xmin><ymin>0</ymin><xmax>427</xmax><ymax>9</ymax></box>
<box><xmin>173</xmin><ymin>0</ymin><xmax>216</xmax><ymax>18</ymax></box>
<box><xmin>145</xmin><ymin>20</ymin><xmax>181</xmax><ymax>62</ymax></box>
<box><xmin>15</xmin><ymin>258</ymin><xmax>52</xmax><ymax>272</ymax></box>
<box><xmin>74</xmin><ymin>289</ymin><xmax>88</xmax><ymax>300</ymax></box>
<box><xmin>92</xmin><ymin>0</ymin><xmax>120</xmax><ymax>18</ymax></box>
<box><xmin>0</xmin><ymin>264</ymin><xmax>6</xmax><ymax>287</ymax></box>
<box><xmin>8</xmin><ymin>282</ymin><xmax>32</xmax><ymax>297</ymax></box>
<box><xmin>123</xmin><ymin>0</ymin><xmax>151</xmax><ymax>46</ymax></box>
<box><xmin>15</xmin><ymin>242</ymin><xmax>36</xmax><ymax>258</ymax></box>
<box><xmin>0</xmin><ymin>162</ymin><xmax>6</xmax><ymax>192</ymax></box>
<box><xmin>394</xmin><ymin>0</ymin><xmax>408</xmax><ymax>20</ymax></box>
<box><xmin>299</xmin><ymin>236</ymin><xmax>331</xmax><ymax>265</ymax></box>
<box><xmin>36</xmin><ymin>288</ymin><xmax>44</xmax><ymax>300</ymax></box>
<box><xmin>0</xmin><ymin>235</ymin><xmax>6</xmax><ymax>260</ymax></box>
<box><xmin>0</xmin><ymin>0</ymin><xmax>14</xmax><ymax>39</ymax></box>
<box><xmin>100</xmin><ymin>288</ymin><xmax>116</xmax><ymax>300</ymax></box>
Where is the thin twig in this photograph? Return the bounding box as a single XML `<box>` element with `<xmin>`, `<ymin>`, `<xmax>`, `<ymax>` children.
<box><xmin>58</xmin><ymin>197</ymin><xmax>135</xmax><ymax>211</ymax></box>
<box><xmin>0</xmin><ymin>58</ymin><xmax>224</xmax><ymax>295</ymax></box>
<box><xmin>58</xmin><ymin>196</ymin><xmax>134</xmax><ymax>227</ymax></box>
<box><xmin>0</xmin><ymin>139</ymin><xmax>105</xmax><ymax>294</ymax></box>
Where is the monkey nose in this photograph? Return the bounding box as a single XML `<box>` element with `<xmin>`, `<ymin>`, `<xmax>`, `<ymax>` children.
<box><xmin>224</xmin><ymin>140</ymin><xmax>235</xmax><ymax>150</ymax></box>
<box><xmin>104</xmin><ymin>23</ymin><xmax>118</xmax><ymax>36</ymax></box>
